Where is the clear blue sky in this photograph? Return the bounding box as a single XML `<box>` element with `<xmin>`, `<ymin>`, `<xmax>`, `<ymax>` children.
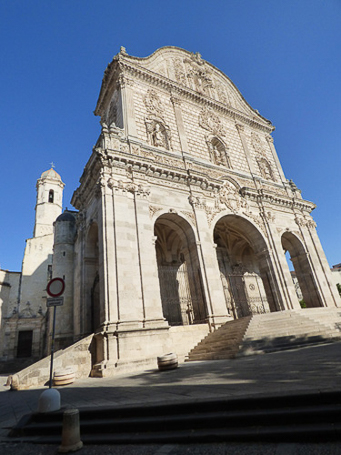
<box><xmin>1</xmin><ymin>1</ymin><xmax>340</xmax><ymax>271</ymax></box>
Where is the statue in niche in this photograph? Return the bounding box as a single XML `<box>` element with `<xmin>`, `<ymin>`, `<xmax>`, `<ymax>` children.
<box><xmin>207</xmin><ymin>136</ymin><xmax>231</xmax><ymax>168</ymax></box>
<box><xmin>146</xmin><ymin>118</ymin><xmax>172</xmax><ymax>150</ymax></box>
<box><xmin>152</xmin><ymin>123</ymin><xmax>164</xmax><ymax>147</ymax></box>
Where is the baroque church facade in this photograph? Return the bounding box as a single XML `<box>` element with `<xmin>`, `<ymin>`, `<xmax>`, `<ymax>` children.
<box><xmin>1</xmin><ymin>46</ymin><xmax>340</xmax><ymax>375</ymax></box>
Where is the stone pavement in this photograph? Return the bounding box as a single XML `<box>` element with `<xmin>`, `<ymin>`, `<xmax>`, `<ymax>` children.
<box><xmin>1</xmin><ymin>341</ymin><xmax>341</xmax><ymax>454</ymax></box>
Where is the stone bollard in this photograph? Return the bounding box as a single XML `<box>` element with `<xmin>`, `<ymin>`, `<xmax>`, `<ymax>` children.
<box><xmin>38</xmin><ymin>388</ymin><xmax>61</xmax><ymax>413</ymax></box>
<box><xmin>58</xmin><ymin>408</ymin><xmax>83</xmax><ymax>453</ymax></box>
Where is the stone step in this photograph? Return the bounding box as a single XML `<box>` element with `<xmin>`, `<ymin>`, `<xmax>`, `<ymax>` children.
<box><xmin>186</xmin><ymin>309</ymin><xmax>341</xmax><ymax>362</ymax></box>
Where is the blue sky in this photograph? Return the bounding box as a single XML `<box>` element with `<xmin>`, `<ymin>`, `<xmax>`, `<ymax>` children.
<box><xmin>1</xmin><ymin>1</ymin><xmax>340</xmax><ymax>271</ymax></box>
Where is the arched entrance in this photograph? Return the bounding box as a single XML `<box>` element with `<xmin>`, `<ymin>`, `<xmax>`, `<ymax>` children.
<box><xmin>85</xmin><ymin>222</ymin><xmax>101</xmax><ymax>333</ymax></box>
<box><xmin>214</xmin><ymin>215</ymin><xmax>276</xmax><ymax>318</ymax></box>
<box><xmin>281</xmin><ymin>232</ymin><xmax>322</xmax><ymax>308</ymax></box>
<box><xmin>154</xmin><ymin>214</ymin><xmax>207</xmax><ymax>326</ymax></box>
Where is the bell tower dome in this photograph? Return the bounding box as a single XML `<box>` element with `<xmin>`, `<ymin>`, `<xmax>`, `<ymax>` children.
<box><xmin>34</xmin><ymin>166</ymin><xmax>65</xmax><ymax>237</ymax></box>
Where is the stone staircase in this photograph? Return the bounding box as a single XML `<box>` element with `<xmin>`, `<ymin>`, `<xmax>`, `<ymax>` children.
<box><xmin>187</xmin><ymin>308</ymin><xmax>341</xmax><ymax>362</ymax></box>
<box><xmin>8</xmin><ymin>390</ymin><xmax>341</xmax><ymax>443</ymax></box>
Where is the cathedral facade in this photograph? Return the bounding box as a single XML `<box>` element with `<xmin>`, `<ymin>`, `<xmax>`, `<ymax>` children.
<box><xmin>1</xmin><ymin>46</ymin><xmax>339</xmax><ymax>375</ymax></box>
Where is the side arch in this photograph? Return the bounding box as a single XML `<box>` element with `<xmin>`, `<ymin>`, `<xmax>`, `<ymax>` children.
<box><xmin>281</xmin><ymin>231</ymin><xmax>322</xmax><ymax>308</ymax></box>
<box><xmin>154</xmin><ymin>213</ymin><xmax>207</xmax><ymax>326</ymax></box>
<box><xmin>213</xmin><ymin>214</ymin><xmax>279</xmax><ymax>318</ymax></box>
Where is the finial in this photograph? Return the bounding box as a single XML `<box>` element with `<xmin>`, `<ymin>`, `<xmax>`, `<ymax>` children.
<box><xmin>120</xmin><ymin>46</ymin><xmax>127</xmax><ymax>55</ymax></box>
<box><xmin>50</xmin><ymin>162</ymin><xmax>55</xmax><ymax>169</ymax></box>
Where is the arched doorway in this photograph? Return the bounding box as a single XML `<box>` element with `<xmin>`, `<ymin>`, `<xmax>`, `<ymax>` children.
<box><xmin>154</xmin><ymin>214</ymin><xmax>207</xmax><ymax>326</ymax></box>
<box><xmin>214</xmin><ymin>215</ymin><xmax>275</xmax><ymax>318</ymax></box>
<box><xmin>281</xmin><ymin>232</ymin><xmax>322</xmax><ymax>308</ymax></box>
<box><xmin>85</xmin><ymin>222</ymin><xmax>101</xmax><ymax>333</ymax></box>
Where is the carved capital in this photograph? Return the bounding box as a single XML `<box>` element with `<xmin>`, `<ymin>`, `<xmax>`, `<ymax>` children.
<box><xmin>171</xmin><ymin>95</ymin><xmax>182</xmax><ymax>107</ymax></box>
<box><xmin>235</xmin><ymin>123</ymin><xmax>244</xmax><ymax>132</ymax></box>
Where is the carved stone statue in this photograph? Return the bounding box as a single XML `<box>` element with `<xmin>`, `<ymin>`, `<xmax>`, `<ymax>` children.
<box><xmin>152</xmin><ymin>123</ymin><xmax>164</xmax><ymax>147</ymax></box>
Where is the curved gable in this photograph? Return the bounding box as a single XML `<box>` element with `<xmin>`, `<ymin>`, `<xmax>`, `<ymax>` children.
<box><xmin>121</xmin><ymin>46</ymin><xmax>271</xmax><ymax>126</ymax></box>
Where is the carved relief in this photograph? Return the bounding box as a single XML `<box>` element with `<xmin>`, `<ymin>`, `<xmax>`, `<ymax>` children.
<box><xmin>108</xmin><ymin>179</ymin><xmax>150</xmax><ymax>198</ymax></box>
<box><xmin>216</xmin><ymin>181</ymin><xmax>247</xmax><ymax>213</ymax></box>
<box><xmin>191</xmin><ymin>53</ymin><xmax>213</xmax><ymax>95</ymax></box>
<box><xmin>144</xmin><ymin>89</ymin><xmax>164</xmax><ymax>117</ymax></box>
<box><xmin>173</xmin><ymin>58</ymin><xmax>188</xmax><ymax>86</ymax></box>
<box><xmin>149</xmin><ymin>205</ymin><xmax>163</xmax><ymax>218</ymax></box>
<box><xmin>199</xmin><ymin>107</ymin><xmax>226</xmax><ymax>136</ymax></box>
<box><xmin>295</xmin><ymin>215</ymin><xmax>317</xmax><ymax>229</ymax></box>
<box><xmin>251</xmin><ymin>132</ymin><xmax>266</xmax><ymax>157</ymax></box>
<box><xmin>257</xmin><ymin>157</ymin><xmax>274</xmax><ymax>181</ymax></box>
<box><xmin>215</xmin><ymin>81</ymin><xmax>228</xmax><ymax>104</ymax></box>
<box><xmin>145</xmin><ymin>119</ymin><xmax>172</xmax><ymax>150</ymax></box>
<box><xmin>180</xmin><ymin>210</ymin><xmax>197</xmax><ymax>227</ymax></box>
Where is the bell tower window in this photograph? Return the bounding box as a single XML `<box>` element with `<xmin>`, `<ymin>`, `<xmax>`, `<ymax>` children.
<box><xmin>48</xmin><ymin>190</ymin><xmax>54</xmax><ymax>203</ymax></box>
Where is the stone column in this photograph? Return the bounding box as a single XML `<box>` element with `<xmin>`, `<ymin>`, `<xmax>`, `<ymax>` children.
<box><xmin>266</xmin><ymin>136</ymin><xmax>287</xmax><ymax>184</ymax></box>
<box><xmin>119</xmin><ymin>74</ymin><xmax>137</xmax><ymax>139</ymax></box>
<box><xmin>190</xmin><ymin>204</ymin><xmax>231</xmax><ymax>327</ymax></box>
<box><xmin>171</xmin><ymin>95</ymin><xmax>189</xmax><ymax>153</ymax></box>
<box><xmin>302</xmin><ymin>220</ymin><xmax>340</xmax><ymax>307</ymax></box>
<box><xmin>236</xmin><ymin>123</ymin><xmax>257</xmax><ymax>175</ymax></box>
<box><xmin>111</xmin><ymin>186</ymin><xmax>144</xmax><ymax>328</ymax></box>
<box><xmin>100</xmin><ymin>174</ymin><xmax>119</xmax><ymax>326</ymax></box>
<box><xmin>132</xmin><ymin>188</ymin><xmax>168</xmax><ymax>327</ymax></box>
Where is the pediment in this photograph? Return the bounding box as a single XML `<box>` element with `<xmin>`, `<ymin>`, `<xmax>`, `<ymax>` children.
<box><xmin>121</xmin><ymin>46</ymin><xmax>271</xmax><ymax>125</ymax></box>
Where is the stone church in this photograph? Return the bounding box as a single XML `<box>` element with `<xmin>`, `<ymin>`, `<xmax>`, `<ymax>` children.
<box><xmin>1</xmin><ymin>46</ymin><xmax>340</xmax><ymax>376</ymax></box>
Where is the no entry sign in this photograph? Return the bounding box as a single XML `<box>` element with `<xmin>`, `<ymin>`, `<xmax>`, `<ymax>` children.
<box><xmin>47</xmin><ymin>277</ymin><xmax>65</xmax><ymax>298</ymax></box>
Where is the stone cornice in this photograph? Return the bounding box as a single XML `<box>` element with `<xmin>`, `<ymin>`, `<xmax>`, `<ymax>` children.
<box><xmin>240</xmin><ymin>187</ymin><xmax>316</xmax><ymax>213</ymax></box>
<box><xmin>121</xmin><ymin>61</ymin><xmax>274</xmax><ymax>133</ymax></box>
<box><xmin>95</xmin><ymin>56</ymin><xmax>274</xmax><ymax>134</ymax></box>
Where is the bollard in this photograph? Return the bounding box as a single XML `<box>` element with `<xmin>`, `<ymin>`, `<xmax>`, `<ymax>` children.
<box><xmin>38</xmin><ymin>388</ymin><xmax>61</xmax><ymax>413</ymax></box>
<box><xmin>58</xmin><ymin>408</ymin><xmax>83</xmax><ymax>453</ymax></box>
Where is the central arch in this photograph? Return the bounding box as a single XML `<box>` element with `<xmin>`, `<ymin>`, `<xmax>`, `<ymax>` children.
<box><xmin>154</xmin><ymin>213</ymin><xmax>207</xmax><ymax>326</ymax></box>
<box><xmin>214</xmin><ymin>215</ymin><xmax>277</xmax><ymax>318</ymax></box>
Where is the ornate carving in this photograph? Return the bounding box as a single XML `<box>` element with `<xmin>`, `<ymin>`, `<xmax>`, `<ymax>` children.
<box><xmin>109</xmin><ymin>179</ymin><xmax>150</xmax><ymax>198</ymax></box>
<box><xmin>145</xmin><ymin>119</ymin><xmax>172</xmax><ymax>150</ymax></box>
<box><xmin>261</xmin><ymin>210</ymin><xmax>276</xmax><ymax>223</ymax></box>
<box><xmin>295</xmin><ymin>215</ymin><xmax>317</xmax><ymax>229</ymax></box>
<box><xmin>251</xmin><ymin>132</ymin><xmax>266</xmax><ymax>157</ymax></box>
<box><xmin>144</xmin><ymin>89</ymin><xmax>164</xmax><ymax>117</ymax></box>
<box><xmin>215</xmin><ymin>81</ymin><xmax>228</xmax><ymax>104</ymax></box>
<box><xmin>199</xmin><ymin>107</ymin><xmax>226</xmax><ymax>136</ymax></box>
<box><xmin>173</xmin><ymin>58</ymin><xmax>188</xmax><ymax>86</ymax></box>
<box><xmin>215</xmin><ymin>181</ymin><xmax>247</xmax><ymax>213</ymax></box>
<box><xmin>189</xmin><ymin>194</ymin><xmax>207</xmax><ymax>209</ymax></box>
<box><xmin>149</xmin><ymin>205</ymin><xmax>163</xmax><ymax>218</ymax></box>
<box><xmin>207</xmin><ymin>136</ymin><xmax>231</xmax><ymax>168</ymax></box>
<box><xmin>257</xmin><ymin>157</ymin><xmax>274</xmax><ymax>181</ymax></box>
<box><xmin>181</xmin><ymin>210</ymin><xmax>197</xmax><ymax>227</ymax></box>
<box><xmin>242</xmin><ymin>210</ymin><xmax>267</xmax><ymax>237</ymax></box>
<box><xmin>184</xmin><ymin>52</ymin><xmax>213</xmax><ymax>95</ymax></box>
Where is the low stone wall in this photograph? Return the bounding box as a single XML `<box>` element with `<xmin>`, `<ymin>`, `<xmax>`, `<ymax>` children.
<box><xmin>7</xmin><ymin>334</ymin><xmax>93</xmax><ymax>390</ymax></box>
<box><xmin>168</xmin><ymin>323</ymin><xmax>210</xmax><ymax>362</ymax></box>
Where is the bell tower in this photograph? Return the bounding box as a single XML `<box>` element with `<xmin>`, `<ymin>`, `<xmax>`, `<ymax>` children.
<box><xmin>34</xmin><ymin>166</ymin><xmax>64</xmax><ymax>237</ymax></box>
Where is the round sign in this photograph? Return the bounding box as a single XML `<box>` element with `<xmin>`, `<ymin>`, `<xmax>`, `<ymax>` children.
<box><xmin>47</xmin><ymin>278</ymin><xmax>65</xmax><ymax>297</ymax></box>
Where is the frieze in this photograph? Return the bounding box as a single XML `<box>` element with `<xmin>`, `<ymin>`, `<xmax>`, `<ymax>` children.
<box><xmin>108</xmin><ymin>178</ymin><xmax>150</xmax><ymax>198</ymax></box>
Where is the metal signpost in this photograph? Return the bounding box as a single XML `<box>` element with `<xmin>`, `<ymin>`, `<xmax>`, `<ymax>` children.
<box><xmin>46</xmin><ymin>277</ymin><xmax>65</xmax><ymax>388</ymax></box>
